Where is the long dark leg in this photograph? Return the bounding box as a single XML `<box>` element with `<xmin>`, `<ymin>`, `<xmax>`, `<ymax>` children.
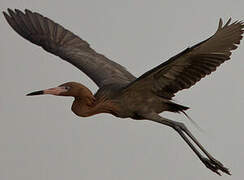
<box><xmin>144</xmin><ymin>113</ymin><xmax>231</xmax><ymax>176</ymax></box>
<box><xmin>173</xmin><ymin>123</ymin><xmax>230</xmax><ymax>175</ymax></box>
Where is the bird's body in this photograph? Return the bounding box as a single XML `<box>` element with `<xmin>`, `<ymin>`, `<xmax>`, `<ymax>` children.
<box><xmin>3</xmin><ymin>9</ymin><xmax>244</xmax><ymax>176</ymax></box>
<box><xmin>69</xmin><ymin>82</ymin><xmax>187</xmax><ymax>119</ymax></box>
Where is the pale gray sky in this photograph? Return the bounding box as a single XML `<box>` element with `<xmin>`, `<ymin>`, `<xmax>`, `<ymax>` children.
<box><xmin>1</xmin><ymin>0</ymin><xmax>244</xmax><ymax>180</ymax></box>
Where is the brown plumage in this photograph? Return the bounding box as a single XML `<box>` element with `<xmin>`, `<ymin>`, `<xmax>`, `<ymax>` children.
<box><xmin>3</xmin><ymin>8</ymin><xmax>244</xmax><ymax>176</ymax></box>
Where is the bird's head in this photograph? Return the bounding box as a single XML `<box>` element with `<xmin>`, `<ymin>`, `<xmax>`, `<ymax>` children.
<box><xmin>26</xmin><ymin>82</ymin><xmax>95</xmax><ymax>100</ymax></box>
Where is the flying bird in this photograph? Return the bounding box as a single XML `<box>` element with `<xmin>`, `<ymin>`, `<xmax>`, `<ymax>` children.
<box><xmin>3</xmin><ymin>8</ymin><xmax>244</xmax><ymax>175</ymax></box>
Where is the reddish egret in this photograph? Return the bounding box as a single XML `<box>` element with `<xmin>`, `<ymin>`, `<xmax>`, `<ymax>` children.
<box><xmin>3</xmin><ymin>9</ymin><xmax>244</xmax><ymax>175</ymax></box>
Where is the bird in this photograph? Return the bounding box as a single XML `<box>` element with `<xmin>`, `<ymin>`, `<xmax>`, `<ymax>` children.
<box><xmin>3</xmin><ymin>8</ymin><xmax>244</xmax><ymax>176</ymax></box>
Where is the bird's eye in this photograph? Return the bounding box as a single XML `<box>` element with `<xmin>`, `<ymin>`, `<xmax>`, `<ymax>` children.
<box><xmin>64</xmin><ymin>86</ymin><xmax>70</xmax><ymax>90</ymax></box>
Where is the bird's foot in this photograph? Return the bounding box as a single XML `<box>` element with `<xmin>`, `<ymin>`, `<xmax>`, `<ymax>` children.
<box><xmin>201</xmin><ymin>157</ymin><xmax>231</xmax><ymax>176</ymax></box>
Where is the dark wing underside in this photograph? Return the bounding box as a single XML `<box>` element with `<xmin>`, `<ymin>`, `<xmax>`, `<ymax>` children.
<box><xmin>124</xmin><ymin>18</ymin><xmax>244</xmax><ymax>99</ymax></box>
<box><xmin>3</xmin><ymin>9</ymin><xmax>136</xmax><ymax>87</ymax></box>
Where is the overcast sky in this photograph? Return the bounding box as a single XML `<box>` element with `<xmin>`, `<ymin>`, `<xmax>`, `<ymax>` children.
<box><xmin>1</xmin><ymin>0</ymin><xmax>244</xmax><ymax>180</ymax></box>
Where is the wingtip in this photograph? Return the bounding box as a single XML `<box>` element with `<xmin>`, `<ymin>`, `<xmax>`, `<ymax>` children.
<box><xmin>218</xmin><ymin>18</ymin><xmax>223</xmax><ymax>29</ymax></box>
<box><xmin>14</xmin><ymin>9</ymin><xmax>21</xmax><ymax>15</ymax></box>
<box><xmin>6</xmin><ymin>8</ymin><xmax>16</xmax><ymax>18</ymax></box>
<box><xmin>228</xmin><ymin>17</ymin><xmax>232</xmax><ymax>23</ymax></box>
<box><xmin>24</xmin><ymin>9</ymin><xmax>32</xmax><ymax>14</ymax></box>
<box><xmin>3</xmin><ymin>10</ymin><xmax>11</xmax><ymax>20</ymax></box>
<box><xmin>2</xmin><ymin>10</ymin><xmax>7</xmax><ymax>16</ymax></box>
<box><xmin>218</xmin><ymin>17</ymin><xmax>236</xmax><ymax>29</ymax></box>
<box><xmin>14</xmin><ymin>9</ymin><xmax>20</xmax><ymax>13</ymax></box>
<box><xmin>224</xmin><ymin>17</ymin><xmax>232</xmax><ymax>27</ymax></box>
<box><xmin>7</xmin><ymin>8</ymin><xmax>14</xmax><ymax>14</ymax></box>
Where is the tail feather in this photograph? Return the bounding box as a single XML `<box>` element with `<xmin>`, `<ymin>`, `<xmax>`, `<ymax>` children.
<box><xmin>166</xmin><ymin>102</ymin><xmax>189</xmax><ymax>113</ymax></box>
<box><xmin>181</xmin><ymin>110</ymin><xmax>204</xmax><ymax>132</ymax></box>
<box><xmin>166</xmin><ymin>102</ymin><xmax>203</xmax><ymax>132</ymax></box>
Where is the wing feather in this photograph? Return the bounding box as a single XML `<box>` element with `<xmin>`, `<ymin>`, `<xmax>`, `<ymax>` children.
<box><xmin>3</xmin><ymin>9</ymin><xmax>135</xmax><ymax>87</ymax></box>
<box><xmin>124</xmin><ymin>18</ymin><xmax>244</xmax><ymax>99</ymax></box>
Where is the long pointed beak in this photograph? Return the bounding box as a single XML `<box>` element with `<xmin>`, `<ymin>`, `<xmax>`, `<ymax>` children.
<box><xmin>26</xmin><ymin>90</ymin><xmax>44</xmax><ymax>96</ymax></box>
<box><xmin>26</xmin><ymin>86</ymin><xmax>67</xmax><ymax>96</ymax></box>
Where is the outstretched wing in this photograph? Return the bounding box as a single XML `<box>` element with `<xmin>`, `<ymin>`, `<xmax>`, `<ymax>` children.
<box><xmin>3</xmin><ymin>9</ymin><xmax>136</xmax><ymax>87</ymax></box>
<box><xmin>124</xmin><ymin>18</ymin><xmax>244</xmax><ymax>99</ymax></box>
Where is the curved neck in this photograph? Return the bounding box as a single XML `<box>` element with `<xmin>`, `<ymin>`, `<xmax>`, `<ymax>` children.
<box><xmin>71</xmin><ymin>96</ymin><xmax>115</xmax><ymax>117</ymax></box>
